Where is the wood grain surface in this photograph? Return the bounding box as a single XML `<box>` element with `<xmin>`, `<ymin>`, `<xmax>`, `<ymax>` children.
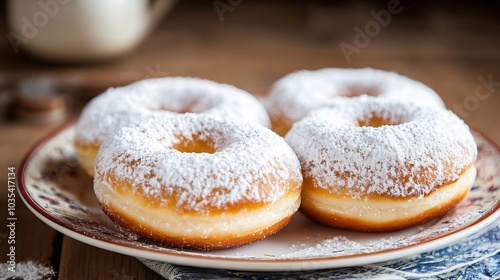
<box><xmin>0</xmin><ymin>1</ymin><xmax>499</xmax><ymax>279</ymax></box>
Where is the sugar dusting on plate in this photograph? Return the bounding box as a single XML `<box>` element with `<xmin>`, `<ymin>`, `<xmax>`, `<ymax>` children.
<box><xmin>0</xmin><ymin>261</ymin><xmax>55</xmax><ymax>280</ymax></box>
<box><xmin>278</xmin><ymin>208</ymin><xmax>483</xmax><ymax>259</ymax></box>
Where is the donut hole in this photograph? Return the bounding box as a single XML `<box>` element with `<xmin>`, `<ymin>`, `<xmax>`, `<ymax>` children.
<box><xmin>172</xmin><ymin>135</ymin><xmax>216</xmax><ymax>154</ymax></box>
<box><xmin>357</xmin><ymin>114</ymin><xmax>406</xmax><ymax>127</ymax></box>
<box><xmin>151</xmin><ymin>99</ymin><xmax>216</xmax><ymax>114</ymax></box>
<box><xmin>151</xmin><ymin>104</ymin><xmax>199</xmax><ymax>114</ymax></box>
<box><xmin>340</xmin><ymin>86</ymin><xmax>380</xmax><ymax>98</ymax></box>
<box><xmin>163</xmin><ymin>106</ymin><xmax>191</xmax><ymax>114</ymax></box>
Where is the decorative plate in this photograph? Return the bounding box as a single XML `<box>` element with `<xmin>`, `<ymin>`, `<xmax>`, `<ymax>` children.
<box><xmin>18</xmin><ymin>122</ymin><xmax>500</xmax><ymax>271</ymax></box>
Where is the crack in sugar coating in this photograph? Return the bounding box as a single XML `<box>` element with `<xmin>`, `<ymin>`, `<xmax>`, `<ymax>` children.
<box><xmin>94</xmin><ymin>114</ymin><xmax>302</xmax><ymax>213</ymax></box>
<box><xmin>285</xmin><ymin>98</ymin><xmax>477</xmax><ymax>198</ymax></box>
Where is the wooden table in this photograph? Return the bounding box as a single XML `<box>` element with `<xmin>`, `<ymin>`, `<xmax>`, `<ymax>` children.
<box><xmin>1</xmin><ymin>1</ymin><xmax>499</xmax><ymax>279</ymax></box>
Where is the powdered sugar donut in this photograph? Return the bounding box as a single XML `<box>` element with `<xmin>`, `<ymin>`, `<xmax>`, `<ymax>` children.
<box><xmin>267</xmin><ymin>68</ymin><xmax>445</xmax><ymax>135</ymax></box>
<box><xmin>94</xmin><ymin>114</ymin><xmax>302</xmax><ymax>250</ymax></box>
<box><xmin>75</xmin><ymin>77</ymin><xmax>270</xmax><ymax>177</ymax></box>
<box><xmin>285</xmin><ymin>97</ymin><xmax>476</xmax><ymax>232</ymax></box>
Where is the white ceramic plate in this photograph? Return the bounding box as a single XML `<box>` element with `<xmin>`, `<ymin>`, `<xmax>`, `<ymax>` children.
<box><xmin>18</xmin><ymin>123</ymin><xmax>500</xmax><ymax>271</ymax></box>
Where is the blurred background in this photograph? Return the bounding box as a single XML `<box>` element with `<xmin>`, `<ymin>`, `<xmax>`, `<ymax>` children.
<box><xmin>1</xmin><ymin>0</ymin><xmax>499</xmax><ymax>144</ymax></box>
<box><xmin>1</xmin><ymin>0</ymin><xmax>499</xmax><ymax>118</ymax></box>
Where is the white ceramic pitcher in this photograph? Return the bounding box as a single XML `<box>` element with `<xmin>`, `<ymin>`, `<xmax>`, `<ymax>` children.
<box><xmin>7</xmin><ymin>0</ymin><xmax>177</xmax><ymax>63</ymax></box>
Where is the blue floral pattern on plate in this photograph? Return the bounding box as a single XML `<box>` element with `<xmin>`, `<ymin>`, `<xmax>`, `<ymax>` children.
<box><xmin>141</xmin><ymin>225</ymin><xmax>499</xmax><ymax>279</ymax></box>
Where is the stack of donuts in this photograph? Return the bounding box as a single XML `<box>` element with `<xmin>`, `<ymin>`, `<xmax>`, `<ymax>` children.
<box><xmin>76</xmin><ymin>68</ymin><xmax>477</xmax><ymax>250</ymax></box>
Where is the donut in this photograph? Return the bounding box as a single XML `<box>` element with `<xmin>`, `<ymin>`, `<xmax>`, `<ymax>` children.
<box><xmin>267</xmin><ymin>68</ymin><xmax>445</xmax><ymax>136</ymax></box>
<box><xmin>75</xmin><ymin>77</ymin><xmax>270</xmax><ymax>177</ymax></box>
<box><xmin>94</xmin><ymin>114</ymin><xmax>302</xmax><ymax>250</ymax></box>
<box><xmin>285</xmin><ymin>97</ymin><xmax>477</xmax><ymax>232</ymax></box>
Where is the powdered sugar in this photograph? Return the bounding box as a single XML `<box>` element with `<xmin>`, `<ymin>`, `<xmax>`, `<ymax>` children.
<box><xmin>94</xmin><ymin>114</ymin><xmax>302</xmax><ymax>213</ymax></box>
<box><xmin>279</xmin><ymin>209</ymin><xmax>484</xmax><ymax>260</ymax></box>
<box><xmin>21</xmin><ymin>120</ymin><xmax>500</xmax><ymax>266</ymax></box>
<box><xmin>75</xmin><ymin>77</ymin><xmax>270</xmax><ymax>145</ymax></box>
<box><xmin>267</xmin><ymin>68</ymin><xmax>445</xmax><ymax>127</ymax></box>
<box><xmin>285</xmin><ymin>97</ymin><xmax>477</xmax><ymax>198</ymax></box>
<box><xmin>280</xmin><ymin>236</ymin><xmax>402</xmax><ymax>258</ymax></box>
<box><xmin>0</xmin><ymin>261</ymin><xmax>55</xmax><ymax>280</ymax></box>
